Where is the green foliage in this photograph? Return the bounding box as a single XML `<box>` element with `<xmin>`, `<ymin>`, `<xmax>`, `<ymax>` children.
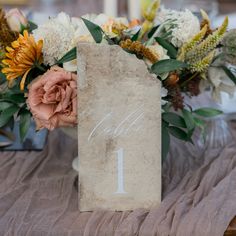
<box><xmin>193</xmin><ymin>108</ymin><xmax>223</xmax><ymax>117</ymax></box>
<box><xmin>81</xmin><ymin>18</ymin><xmax>103</xmax><ymax>43</ymax></box>
<box><xmin>131</xmin><ymin>29</ymin><xmax>141</xmax><ymax>41</ymax></box>
<box><xmin>0</xmin><ymin>105</ymin><xmax>19</xmax><ymax>128</ymax></box>
<box><xmin>168</xmin><ymin>126</ymin><xmax>190</xmax><ymax>141</ymax></box>
<box><xmin>19</xmin><ymin>109</ymin><xmax>31</xmax><ymax>141</ymax></box>
<box><xmin>155</xmin><ymin>37</ymin><xmax>177</xmax><ymax>59</ymax></box>
<box><xmin>221</xmin><ymin>66</ymin><xmax>236</xmax><ymax>85</ymax></box>
<box><xmin>56</xmin><ymin>47</ymin><xmax>77</xmax><ymax>65</ymax></box>
<box><xmin>162</xmin><ymin>121</ymin><xmax>170</xmax><ymax>161</ymax></box>
<box><xmin>151</xmin><ymin>59</ymin><xmax>188</xmax><ymax>75</ymax></box>
<box><xmin>182</xmin><ymin>109</ymin><xmax>195</xmax><ymax>131</ymax></box>
<box><xmin>162</xmin><ymin>112</ymin><xmax>187</xmax><ymax>128</ymax></box>
<box><xmin>28</xmin><ymin>21</ymin><xmax>38</xmax><ymax>32</ymax></box>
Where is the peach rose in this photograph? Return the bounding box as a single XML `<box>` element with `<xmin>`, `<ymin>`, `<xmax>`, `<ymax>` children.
<box><xmin>27</xmin><ymin>66</ymin><xmax>77</xmax><ymax>130</ymax></box>
<box><xmin>6</xmin><ymin>8</ymin><xmax>28</xmax><ymax>32</ymax></box>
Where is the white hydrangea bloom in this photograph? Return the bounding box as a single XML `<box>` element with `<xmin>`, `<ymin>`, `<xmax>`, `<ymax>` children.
<box><xmin>157</xmin><ymin>9</ymin><xmax>200</xmax><ymax>47</ymax></box>
<box><xmin>33</xmin><ymin>12</ymin><xmax>76</xmax><ymax>65</ymax></box>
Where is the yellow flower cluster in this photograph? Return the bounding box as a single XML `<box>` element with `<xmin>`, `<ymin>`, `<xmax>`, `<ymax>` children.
<box><xmin>120</xmin><ymin>39</ymin><xmax>159</xmax><ymax>63</ymax></box>
<box><xmin>178</xmin><ymin>16</ymin><xmax>228</xmax><ymax>73</ymax></box>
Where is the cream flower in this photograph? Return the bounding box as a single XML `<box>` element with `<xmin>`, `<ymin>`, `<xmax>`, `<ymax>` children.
<box><xmin>200</xmin><ymin>66</ymin><xmax>236</xmax><ymax>102</ymax></box>
<box><xmin>147</xmin><ymin>43</ymin><xmax>169</xmax><ymax>61</ymax></box>
<box><xmin>156</xmin><ymin>9</ymin><xmax>200</xmax><ymax>47</ymax></box>
<box><xmin>33</xmin><ymin>12</ymin><xmax>76</xmax><ymax>65</ymax></box>
<box><xmin>161</xmin><ymin>87</ymin><xmax>168</xmax><ymax>106</ymax></box>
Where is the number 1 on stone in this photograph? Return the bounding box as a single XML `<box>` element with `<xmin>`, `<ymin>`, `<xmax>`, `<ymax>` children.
<box><xmin>114</xmin><ymin>148</ymin><xmax>127</xmax><ymax>194</ymax></box>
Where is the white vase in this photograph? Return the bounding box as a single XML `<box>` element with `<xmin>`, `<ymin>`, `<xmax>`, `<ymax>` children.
<box><xmin>60</xmin><ymin>127</ymin><xmax>79</xmax><ymax>172</ymax></box>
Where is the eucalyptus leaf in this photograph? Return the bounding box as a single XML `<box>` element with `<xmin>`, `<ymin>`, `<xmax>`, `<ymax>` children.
<box><xmin>221</xmin><ymin>66</ymin><xmax>236</xmax><ymax>85</ymax></box>
<box><xmin>0</xmin><ymin>102</ymin><xmax>14</xmax><ymax>111</ymax></box>
<box><xmin>81</xmin><ymin>18</ymin><xmax>103</xmax><ymax>43</ymax></box>
<box><xmin>0</xmin><ymin>105</ymin><xmax>19</xmax><ymax>128</ymax></box>
<box><xmin>168</xmin><ymin>126</ymin><xmax>189</xmax><ymax>141</ymax></box>
<box><xmin>56</xmin><ymin>47</ymin><xmax>76</xmax><ymax>65</ymax></box>
<box><xmin>151</xmin><ymin>59</ymin><xmax>188</xmax><ymax>75</ymax></box>
<box><xmin>19</xmin><ymin>110</ymin><xmax>31</xmax><ymax>141</ymax></box>
<box><xmin>155</xmin><ymin>37</ymin><xmax>177</xmax><ymax>59</ymax></box>
<box><xmin>182</xmin><ymin>109</ymin><xmax>195</xmax><ymax>131</ymax></box>
<box><xmin>162</xmin><ymin>121</ymin><xmax>170</xmax><ymax>161</ymax></box>
<box><xmin>194</xmin><ymin>108</ymin><xmax>223</xmax><ymax>117</ymax></box>
<box><xmin>148</xmin><ymin>26</ymin><xmax>159</xmax><ymax>39</ymax></box>
<box><xmin>131</xmin><ymin>29</ymin><xmax>141</xmax><ymax>41</ymax></box>
<box><xmin>28</xmin><ymin>21</ymin><xmax>38</xmax><ymax>32</ymax></box>
<box><xmin>162</xmin><ymin>112</ymin><xmax>187</xmax><ymax>128</ymax></box>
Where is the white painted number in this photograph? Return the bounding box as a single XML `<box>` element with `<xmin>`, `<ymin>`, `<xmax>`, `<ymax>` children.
<box><xmin>114</xmin><ymin>148</ymin><xmax>127</xmax><ymax>194</ymax></box>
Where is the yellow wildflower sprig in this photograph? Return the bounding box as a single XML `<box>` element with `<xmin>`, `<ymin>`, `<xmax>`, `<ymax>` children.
<box><xmin>139</xmin><ymin>0</ymin><xmax>160</xmax><ymax>40</ymax></box>
<box><xmin>120</xmin><ymin>39</ymin><xmax>159</xmax><ymax>63</ymax></box>
<box><xmin>178</xmin><ymin>25</ymin><xmax>208</xmax><ymax>61</ymax></box>
<box><xmin>190</xmin><ymin>51</ymin><xmax>215</xmax><ymax>73</ymax></box>
<box><xmin>185</xmin><ymin>16</ymin><xmax>228</xmax><ymax>64</ymax></box>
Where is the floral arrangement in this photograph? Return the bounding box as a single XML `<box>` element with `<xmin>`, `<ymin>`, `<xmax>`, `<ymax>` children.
<box><xmin>0</xmin><ymin>1</ymin><xmax>236</xmax><ymax>158</ymax></box>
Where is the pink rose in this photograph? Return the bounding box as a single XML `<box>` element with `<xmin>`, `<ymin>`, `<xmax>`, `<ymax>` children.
<box><xmin>27</xmin><ymin>66</ymin><xmax>77</xmax><ymax>130</ymax></box>
<box><xmin>6</xmin><ymin>8</ymin><xmax>28</xmax><ymax>32</ymax></box>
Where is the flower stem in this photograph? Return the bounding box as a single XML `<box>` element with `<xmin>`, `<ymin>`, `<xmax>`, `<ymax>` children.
<box><xmin>35</xmin><ymin>63</ymin><xmax>46</xmax><ymax>72</ymax></box>
<box><xmin>180</xmin><ymin>72</ymin><xmax>198</xmax><ymax>87</ymax></box>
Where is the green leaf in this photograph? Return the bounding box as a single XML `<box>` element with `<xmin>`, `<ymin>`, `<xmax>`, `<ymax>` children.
<box><xmin>193</xmin><ymin>108</ymin><xmax>223</xmax><ymax>117</ymax></box>
<box><xmin>193</xmin><ymin>117</ymin><xmax>206</xmax><ymax>142</ymax></box>
<box><xmin>3</xmin><ymin>93</ymin><xmax>26</xmax><ymax>104</ymax></box>
<box><xmin>0</xmin><ymin>72</ymin><xmax>6</xmax><ymax>85</ymax></box>
<box><xmin>56</xmin><ymin>47</ymin><xmax>77</xmax><ymax>65</ymax></box>
<box><xmin>155</xmin><ymin>37</ymin><xmax>177</xmax><ymax>59</ymax></box>
<box><xmin>168</xmin><ymin>126</ymin><xmax>189</xmax><ymax>141</ymax></box>
<box><xmin>221</xmin><ymin>66</ymin><xmax>236</xmax><ymax>85</ymax></box>
<box><xmin>162</xmin><ymin>121</ymin><xmax>170</xmax><ymax>161</ymax></box>
<box><xmin>0</xmin><ymin>102</ymin><xmax>14</xmax><ymax>111</ymax></box>
<box><xmin>0</xmin><ymin>105</ymin><xmax>19</xmax><ymax>128</ymax></box>
<box><xmin>148</xmin><ymin>25</ymin><xmax>159</xmax><ymax>39</ymax></box>
<box><xmin>131</xmin><ymin>29</ymin><xmax>141</xmax><ymax>41</ymax></box>
<box><xmin>162</xmin><ymin>112</ymin><xmax>187</xmax><ymax>128</ymax></box>
<box><xmin>182</xmin><ymin>109</ymin><xmax>195</xmax><ymax>131</ymax></box>
<box><xmin>151</xmin><ymin>59</ymin><xmax>188</xmax><ymax>75</ymax></box>
<box><xmin>19</xmin><ymin>110</ymin><xmax>31</xmax><ymax>141</ymax></box>
<box><xmin>81</xmin><ymin>18</ymin><xmax>103</xmax><ymax>43</ymax></box>
<box><xmin>28</xmin><ymin>21</ymin><xmax>38</xmax><ymax>32</ymax></box>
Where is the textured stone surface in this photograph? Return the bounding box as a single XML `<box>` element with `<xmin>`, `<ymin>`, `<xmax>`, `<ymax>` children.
<box><xmin>77</xmin><ymin>43</ymin><xmax>161</xmax><ymax>211</ymax></box>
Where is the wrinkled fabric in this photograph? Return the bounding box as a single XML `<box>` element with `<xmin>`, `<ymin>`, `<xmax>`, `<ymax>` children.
<box><xmin>0</xmin><ymin>128</ymin><xmax>235</xmax><ymax>236</ymax></box>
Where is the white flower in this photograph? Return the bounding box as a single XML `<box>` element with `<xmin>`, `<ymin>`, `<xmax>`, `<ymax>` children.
<box><xmin>33</xmin><ymin>12</ymin><xmax>76</xmax><ymax>65</ymax></box>
<box><xmin>156</xmin><ymin>9</ymin><xmax>200</xmax><ymax>47</ymax></box>
<box><xmin>66</xmin><ymin>14</ymin><xmax>128</xmax><ymax>71</ymax></box>
<box><xmin>147</xmin><ymin>43</ymin><xmax>169</xmax><ymax>61</ymax></box>
<box><xmin>161</xmin><ymin>87</ymin><xmax>168</xmax><ymax>106</ymax></box>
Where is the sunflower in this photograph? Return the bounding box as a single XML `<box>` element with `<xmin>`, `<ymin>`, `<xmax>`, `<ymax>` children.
<box><xmin>2</xmin><ymin>30</ymin><xmax>43</xmax><ymax>90</ymax></box>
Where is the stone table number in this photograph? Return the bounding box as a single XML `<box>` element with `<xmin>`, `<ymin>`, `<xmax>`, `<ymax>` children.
<box><xmin>77</xmin><ymin>43</ymin><xmax>162</xmax><ymax>211</ymax></box>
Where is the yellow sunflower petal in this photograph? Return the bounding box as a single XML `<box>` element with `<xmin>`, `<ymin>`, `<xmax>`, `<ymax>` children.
<box><xmin>20</xmin><ymin>68</ymin><xmax>31</xmax><ymax>91</ymax></box>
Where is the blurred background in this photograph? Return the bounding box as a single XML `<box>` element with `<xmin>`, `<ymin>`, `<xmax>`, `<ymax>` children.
<box><xmin>0</xmin><ymin>0</ymin><xmax>236</xmax><ymax>28</ymax></box>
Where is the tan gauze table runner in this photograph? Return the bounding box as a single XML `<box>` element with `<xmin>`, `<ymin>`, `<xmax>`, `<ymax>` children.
<box><xmin>0</xmin><ymin>128</ymin><xmax>236</xmax><ymax>236</ymax></box>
